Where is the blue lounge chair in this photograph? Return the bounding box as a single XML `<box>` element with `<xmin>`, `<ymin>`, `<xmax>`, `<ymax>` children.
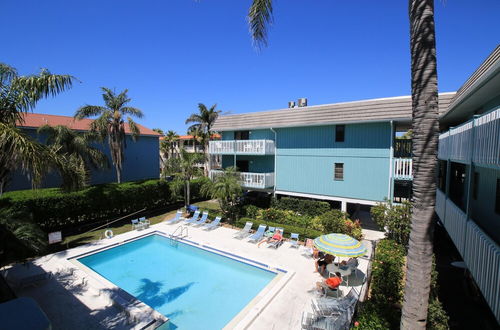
<box><xmin>192</xmin><ymin>212</ymin><xmax>209</xmax><ymax>226</ymax></box>
<box><xmin>268</xmin><ymin>228</ymin><xmax>284</xmax><ymax>249</ymax></box>
<box><xmin>203</xmin><ymin>216</ymin><xmax>222</xmax><ymax>230</ymax></box>
<box><xmin>248</xmin><ymin>224</ymin><xmax>267</xmax><ymax>243</ymax></box>
<box><xmin>131</xmin><ymin>219</ymin><xmax>143</xmax><ymax>230</ymax></box>
<box><xmin>289</xmin><ymin>233</ymin><xmax>300</xmax><ymax>248</ymax></box>
<box><xmin>139</xmin><ymin>216</ymin><xmax>150</xmax><ymax>228</ymax></box>
<box><xmin>233</xmin><ymin>221</ymin><xmax>253</xmax><ymax>239</ymax></box>
<box><xmin>165</xmin><ymin>210</ymin><xmax>184</xmax><ymax>224</ymax></box>
<box><xmin>184</xmin><ymin>210</ymin><xmax>201</xmax><ymax>224</ymax></box>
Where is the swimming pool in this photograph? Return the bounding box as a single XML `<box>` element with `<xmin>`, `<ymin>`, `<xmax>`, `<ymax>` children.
<box><xmin>77</xmin><ymin>234</ymin><xmax>277</xmax><ymax>329</ymax></box>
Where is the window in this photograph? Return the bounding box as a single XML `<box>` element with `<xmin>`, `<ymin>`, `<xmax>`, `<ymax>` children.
<box><xmin>334</xmin><ymin>163</ymin><xmax>344</xmax><ymax>181</ymax></box>
<box><xmin>437</xmin><ymin>160</ymin><xmax>447</xmax><ymax>192</ymax></box>
<box><xmin>449</xmin><ymin>162</ymin><xmax>467</xmax><ymax>211</ymax></box>
<box><xmin>234</xmin><ymin>131</ymin><xmax>249</xmax><ymax>140</ymax></box>
<box><xmin>496</xmin><ymin>179</ymin><xmax>500</xmax><ymax>214</ymax></box>
<box><xmin>473</xmin><ymin>172</ymin><xmax>479</xmax><ymax>200</ymax></box>
<box><xmin>335</xmin><ymin>125</ymin><xmax>345</xmax><ymax>142</ymax></box>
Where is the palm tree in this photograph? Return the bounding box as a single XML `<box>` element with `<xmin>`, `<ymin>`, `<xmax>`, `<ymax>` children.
<box><xmin>164</xmin><ymin>130</ymin><xmax>179</xmax><ymax>159</ymax></box>
<box><xmin>186</xmin><ymin>103</ymin><xmax>221</xmax><ymax>173</ymax></box>
<box><xmin>37</xmin><ymin>125</ymin><xmax>109</xmax><ymax>190</ymax></box>
<box><xmin>170</xmin><ymin>149</ymin><xmax>204</xmax><ymax>208</ymax></box>
<box><xmin>201</xmin><ymin>167</ymin><xmax>242</xmax><ymax>223</ymax></box>
<box><xmin>74</xmin><ymin>88</ymin><xmax>143</xmax><ymax>183</ymax></box>
<box><xmin>246</xmin><ymin>1</ymin><xmax>439</xmax><ymax>327</ymax></box>
<box><xmin>0</xmin><ymin>63</ymin><xmax>75</xmax><ymax>194</ymax></box>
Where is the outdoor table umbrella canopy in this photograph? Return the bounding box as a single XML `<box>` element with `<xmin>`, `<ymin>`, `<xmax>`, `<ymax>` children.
<box><xmin>313</xmin><ymin>233</ymin><xmax>367</xmax><ymax>258</ymax></box>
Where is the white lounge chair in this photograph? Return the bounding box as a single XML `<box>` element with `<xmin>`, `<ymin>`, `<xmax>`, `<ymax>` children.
<box><xmin>139</xmin><ymin>216</ymin><xmax>150</xmax><ymax>228</ymax></box>
<box><xmin>302</xmin><ymin>238</ymin><xmax>315</xmax><ymax>257</ymax></box>
<box><xmin>268</xmin><ymin>228</ymin><xmax>284</xmax><ymax>249</ymax></box>
<box><xmin>289</xmin><ymin>233</ymin><xmax>300</xmax><ymax>248</ymax></box>
<box><xmin>165</xmin><ymin>210</ymin><xmax>184</xmax><ymax>224</ymax></box>
<box><xmin>203</xmin><ymin>216</ymin><xmax>222</xmax><ymax>230</ymax></box>
<box><xmin>248</xmin><ymin>224</ymin><xmax>267</xmax><ymax>243</ymax></box>
<box><xmin>192</xmin><ymin>212</ymin><xmax>210</xmax><ymax>226</ymax></box>
<box><xmin>233</xmin><ymin>221</ymin><xmax>253</xmax><ymax>239</ymax></box>
<box><xmin>185</xmin><ymin>210</ymin><xmax>201</xmax><ymax>224</ymax></box>
<box><xmin>131</xmin><ymin>219</ymin><xmax>143</xmax><ymax>230</ymax></box>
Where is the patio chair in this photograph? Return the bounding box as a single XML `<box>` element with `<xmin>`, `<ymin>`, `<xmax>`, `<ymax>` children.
<box><xmin>165</xmin><ymin>210</ymin><xmax>184</xmax><ymax>224</ymax></box>
<box><xmin>233</xmin><ymin>221</ymin><xmax>253</xmax><ymax>239</ymax></box>
<box><xmin>139</xmin><ymin>216</ymin><xmax>150</xmax><ymax>228</ymax></box>
<box><xmin>289</xmin><ymin>233</ymin><xmax>300</xmax><ymax>248</ymax></box>
<box><xmin>268</xmin><ymin>228</ymin><xmax>284</xmax><ymax>249</ymax></box>
<box><xmin>192</xmin><ymin>212</ymin><xmax>210</xmax><ymax>226</ymax></box>
<box><xmin>248</xmin><ymin>224</ymin><xmax>267</xmax><ymax>243</ymax></box>
<box><xmin>302</xmin><ymin>238</ymin><xmax>315</xmax><ymax>258</ymax></box>
<box><xmin>131</xmin><ymin>219</ymin><xmax>143</xmax><ymax>230</ymax></box>
<box><xmin>202</xmin><ymin>216</ymin><xmax>222</xmax><ymax>230</ymax></box>
<box><xmin>184</xmin><ymin>210</ymin><xmax>201</xmax><ymax>224</ymax></box>
<box><xmin>301</xmin><ymin>311</ymin><xmax>345</xmax><ymax>330</ymax></box>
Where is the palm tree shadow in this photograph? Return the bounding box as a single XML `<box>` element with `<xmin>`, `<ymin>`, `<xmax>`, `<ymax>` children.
<box><xmin>136</xmin><ymin>279</ymin><xmax>195</xmax><ymax>309</ymax></box>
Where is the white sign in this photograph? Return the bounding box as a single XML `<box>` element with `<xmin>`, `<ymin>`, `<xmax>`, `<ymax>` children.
<box><xmin>48</xmin><ymin>231</ymin><xmax>62</xmax><ymax>244</ymax></box>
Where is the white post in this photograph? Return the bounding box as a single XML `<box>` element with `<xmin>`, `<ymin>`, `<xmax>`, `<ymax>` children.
<box><xmin>341</xmin><ymin>201</ymin><xmax>347</xmax><ymax>212</ymax></box>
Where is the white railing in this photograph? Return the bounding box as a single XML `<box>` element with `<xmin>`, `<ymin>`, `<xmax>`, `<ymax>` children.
<box><xmin>435</xmin><ymin>188</ymin><xmax>446</xmax><ymax>221</ymax></box>
<box><xmin>473</xmin><ymin>107</ymin><xmax>500</xmax><ymax>165</ymax></box>
<box><xmin>209</xmin><ymin>170</ymin><xmax>274</xmax><ymax>189</ymax></box>
<box><xmin>444</xmin><ymin>199</ymin><xmax>467</xmax><ymax>255</ymax></box>
<box><xmin>438</xmin><ymin>107</ymin><xmax>500</xmax><ymax>166</ymax></box>
<box><xmin>209</xmin><ymin>140</ymin><xmax>275</xmax><ymax>155</ymax></box>
<box><xmin>393</xmin><ymin>158</ymin><xmax>413</xmax><ymax>180</ymax></box>
<box><xmin>463</xmin><ymin>221</ymin><xmax>500</xmax><ymax>322</ymax></box>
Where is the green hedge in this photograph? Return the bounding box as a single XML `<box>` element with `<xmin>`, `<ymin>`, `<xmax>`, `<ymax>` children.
<box><xmin>271</xmin><ymin>196</ymin><xmax>331</xmax><ymax>216</ymax></box>
<box><xmin>236</xmin><ymin>217</ymin><xmax>323</xmax><ymax>240</ymax></box>
<box><xmin>0</xmin><ymin>177</ymin><xmax>209</xmax><ymax>232</ymax></box>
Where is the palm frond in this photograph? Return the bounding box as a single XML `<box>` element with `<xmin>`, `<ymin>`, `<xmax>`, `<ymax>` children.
<box><xmin>185</xmin><ymin>114</ymin><xmax>203</xmax><ymax>125</ymax></box>
<box><xmin>127</xmin><ymin>117</ymin><xmax>141</xmax><ymax>141</ymax></box>
<box><xmin>74</xmin><ymin>105</ymin><xmax>107</xmax><ymax>119</ymax></box>
<box><xmin>248</xmin><ymin>0</ymin><xmax>274</xmax><ymax>49</ymax></box>
<box><xmin>121</xmin><ymin>106</ymin><xmax>144</xmax><ymax>118</ymax></box>
<box><xmin>0</xmin><ymin>63</ymin><xmax>18</xmax><ymax>85</ymax></box>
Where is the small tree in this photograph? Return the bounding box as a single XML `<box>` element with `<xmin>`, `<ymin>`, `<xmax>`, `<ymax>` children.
<box><xmin>170</xmin><ymin>148</ymin><xmax>204</xmax><ymax>207</ymax></box>
<box><xmin>201</xmin><ymin>167</ymin><xmax>242</xmax><ymax>223</ymax></box>
<box><xmin>371</xmin><ymin>201</ymin><xmax>412</xmax><ymax>246</ymax></box>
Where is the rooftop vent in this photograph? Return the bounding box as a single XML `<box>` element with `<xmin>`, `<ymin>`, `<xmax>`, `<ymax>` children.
<box><xmin>298</xmin><ymin>98</ymin><xmax>308</xmax><ymax>107</ymax></box>
<box><xmin>288</xmin><ymin>101</ymin><xmax>296</xmax><ymax>108</ymax></box>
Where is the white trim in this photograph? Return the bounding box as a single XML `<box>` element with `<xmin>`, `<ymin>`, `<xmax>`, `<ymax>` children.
<box><xmin>274</xmin><ymin>190</ymin><xmax>380</xmax><ymax>206</ymax></box>
<box><xmin>388</xmin><ymin>120</ymin><xmax>394</xmax><ymax>201</ymax></box>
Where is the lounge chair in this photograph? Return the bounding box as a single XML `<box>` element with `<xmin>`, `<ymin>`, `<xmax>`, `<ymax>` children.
<box><xmin>131</xmin><ymin>219</ymin><xmax>143</xmax><ymax>230</ymax></box>
<box><xmin>165</xmin><ymin>210</ymin><xmax>184</xmax><ymax>224</ymax></box>
<box><xmin>289</xmin><ymin>233</ymin><xmax>300</xmax><ymax>248</ymax></box>
<box><xmin>268</xmin><ymin>228</ymin><xmax>284</xmax><ymax>249</ymax></box>
<box><xmin>233</xmin><ymin>221</ymin><xmax>253</xmax><ymax>239</ymax></box>
<box><xmin>184</xmin><ymin>210</ymin><xmax>201</xmax><ymax>224</ymax></box>
<box><xmin>248</xmin><ymin>224</ymin><xmax>267</xmax><ymax>243</ymax></box>
<box><xmin>139</xmin><ymin>216</ymin><xmax>150</xmax><ymax>228</ymax></box>
<box><xmin>203</xmin><ymin>216</ymin><xmax>222</xmax><ymax>230</ymax></box>
<box><xmin>302</xmin><ymin>238</ymin><xmax>315</xmax><ymax>257</ymax></box>
<box><xmin>192</xmin><ymin>212</ymin><xmax>209</xmax><ymax>226</ymax></box>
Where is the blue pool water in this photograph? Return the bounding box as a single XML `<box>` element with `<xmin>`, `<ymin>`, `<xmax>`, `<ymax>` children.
<box><xmin>78</xmin><ymin>234</ymin><xmax>276</xmax><ymax>329</ymax></box>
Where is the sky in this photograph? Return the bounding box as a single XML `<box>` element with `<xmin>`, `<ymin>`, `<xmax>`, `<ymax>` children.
<box><xmin>1</xmin><ymin>0</ymin><xmax>499</xmax><ymax>134</ymax></box>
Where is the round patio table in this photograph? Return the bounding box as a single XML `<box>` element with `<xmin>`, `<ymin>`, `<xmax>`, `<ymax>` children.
<box><xmin>326</xmin><ymin>263</ymin><xmax>353</xmax><ymax>285</ymax></box>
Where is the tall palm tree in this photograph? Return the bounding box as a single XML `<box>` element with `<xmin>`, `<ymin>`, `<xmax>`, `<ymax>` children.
<box><xmin>170</xmin><ymin>149</ymin><xmax>204</xmax><ymax>207</ymax></box>
<box><xmin>164</xmin><ymin>130</ymin><xmax>179</xmax><ymax>159</ymax></box>
<box><xmin>74</xmin><ymin>88</ymin><xmax>143</xmax><ymax>183</ymax></box>
<box><xmin>246</xmin><ymin>1</ymin><xmax>439</xmax><ymax>327</ymax></box>
<box><xmin>186</xmin><ymin>103</ymin><xmax>221</xmax><ymax>173</ymax></box>
<box><xmin>0</xmin><ymin>63</ymin><xmax>75</xmax><ymax>194</ymax></box>
<box><xmin>37</xmin><ymin>125</ymin><xmax>109</xmax><ymax>190</ymax></box>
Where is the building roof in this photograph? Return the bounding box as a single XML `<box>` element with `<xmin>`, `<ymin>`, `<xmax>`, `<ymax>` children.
<box><xmin>17</xmin><ymin>113</ymin><xmax>161</xmax><ymax>137</ymax></box>
<box><xmin>212</xmin><ymin>93</ymin><xmax>456</xmax><ymax>131</ymax></box>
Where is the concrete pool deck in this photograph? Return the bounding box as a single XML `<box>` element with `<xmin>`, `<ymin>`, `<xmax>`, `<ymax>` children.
<box><xmin>1</xmin><ymin>219</ymin><xmax>384</xmax><ymax>329</ymax></box>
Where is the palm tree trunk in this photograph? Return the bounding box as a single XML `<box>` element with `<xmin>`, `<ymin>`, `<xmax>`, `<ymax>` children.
<box><xmin>185</xmin><ymin>180</ymin><xmax>190</xmax><ymax>207</ymax></box>
<box><xmin>401</xmin><ymin>0</ymin><xmax>439</xmax><ymax>328</ymax></box>
<box><xmin>116</xmin><ymin>164</ymin><xmax>122</xmax><ymax>183</ymax></box>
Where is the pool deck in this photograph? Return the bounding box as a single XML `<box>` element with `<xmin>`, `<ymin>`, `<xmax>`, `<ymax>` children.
<box><xmin>1</xmin><ymin>219</ymin><xmax>384</xmax><ymax>329</ymax></box>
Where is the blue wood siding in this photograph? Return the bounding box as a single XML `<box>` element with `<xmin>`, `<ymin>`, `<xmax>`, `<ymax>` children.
<box><xmin>8</xmin><ymin>129</ymin><xmax>159</xmax><ymax>191</ymax></box>
<box><xmin>221</xmin><ymin>155</ymin><xmax>274</xmax><ymax>173</ymax></box>
<box><xmin>470</xmin><ymin>166</ymin><xmax>500</xmax><ymax>244</ymax></box>
<box><xmin>221</xmin><ymin>129</ymin><xmax>274</xmax><ymax>141</ymax></box>
<box><xmin>275</xmin><ymin>123</ymin><xmax>391</xmax><ymax>201</ymax></box>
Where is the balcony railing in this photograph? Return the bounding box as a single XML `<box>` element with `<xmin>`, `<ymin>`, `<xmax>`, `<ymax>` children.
<box><xmin>209</xmin><ymin>140</ymin><xmax>275</xmax><ymax>155</ymax></box>
<box><xmin>393</xmin><ymin>158</ymin><xmax>413</xmax><ymax>180</ymax></box>
<box><xmin>438</xmin><ymin>107</ymin><xmax>500</xmax><ymax>166</ymax></box>
<box><xmin>209</xmin><ymin>170</ymin><xmax>274</xmax><ymax>189</ymax></box>
<box><xmin>435</xmin><ymin>193</ymin><xmax>500</xmax><ymax>322</ymax></box>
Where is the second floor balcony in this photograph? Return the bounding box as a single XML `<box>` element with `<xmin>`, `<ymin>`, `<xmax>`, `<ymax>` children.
<box><xmin>209</xmin><ymin>139</ymin><xmax>275</xmax><ymax>155</ymax></box>
<box><xmin>209</xmin><ymin>170</ymin><xmax>275</xmax><ymax>189</ymax></box>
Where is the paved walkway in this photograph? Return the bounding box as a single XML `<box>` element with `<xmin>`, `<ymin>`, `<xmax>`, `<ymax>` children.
<box><xmin>2</xmin><ymin>217</ymin><xmax>385</xmax><ymax>329</ymax></box>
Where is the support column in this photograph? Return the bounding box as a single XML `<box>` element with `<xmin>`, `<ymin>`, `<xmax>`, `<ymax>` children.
<box><xmin>341</xmin><ymin>201</ymin><xmax>347</xmax><ymax>212</ymax></box>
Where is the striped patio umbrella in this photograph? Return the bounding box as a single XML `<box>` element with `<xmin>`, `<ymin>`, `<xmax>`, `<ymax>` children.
<box><xmin>313</xmin><ymin>233</ymin><xmax>367</xmax><ymax>258</ymax></box>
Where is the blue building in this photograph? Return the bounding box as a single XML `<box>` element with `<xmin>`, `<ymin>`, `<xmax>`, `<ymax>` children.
<box><xmin>209</xmin><ymin>94</ymin><xmax>454</xmax><ymax>211</ymax></box>
<box><xmin>8</xmin><ymin>113</ymin><xmax>161</xmax><ymax>191</ymax></box>
<box><xmin>435</xmin><ymin>45</ymin><xmax>500</xmax><ymax>323</ymax></box>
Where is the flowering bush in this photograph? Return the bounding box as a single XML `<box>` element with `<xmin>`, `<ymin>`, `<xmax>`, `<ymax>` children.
<box><xmin>370</xmin><ymin>201</ymin><xmax>411</xmax><ymax>246</ymax></box>
<box><xmin>318</xmin><ymin>210</ymin><xmax>363</xmax><ymax>240</ymax></box>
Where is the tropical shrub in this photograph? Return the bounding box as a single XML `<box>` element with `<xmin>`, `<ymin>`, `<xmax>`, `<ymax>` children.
<box><xmin>271</xmin><ymin>196</ymin><xmax>330</xmax><ymax>216</ymax></box>
<box><xmin>0</xmin><ymin>178</ymin><xmax>208</xmax><ymax>232</ymax></box>
<box><xmin>370</xmin><ymin>201</ymin><xmax>412</xmax><ymax>246</ymax></box>
<box><xmin>236</xmin><ymin>217</ymin><xmax>323</xmax><ymax>239</ymax></box>
<box><xmin>318</xmin><ymin>210</ymin><xmax>363</xmax><ymax>240</ymax></box>
<box><xmin>201</xmin><ymin>167</ymin><xmax>242</xmax><ymax>223</ymax></box>
<box><xmin>243</xmin><ymin>204</ymin><xmax>260</xmax><ymax>218</ymax></box>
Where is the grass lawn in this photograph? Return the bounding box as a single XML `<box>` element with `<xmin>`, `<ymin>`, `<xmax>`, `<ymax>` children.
<box><xmin>62</xmin><ymin>200</ymin><xmax>222</xmax><ymax>247</ymax></box>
